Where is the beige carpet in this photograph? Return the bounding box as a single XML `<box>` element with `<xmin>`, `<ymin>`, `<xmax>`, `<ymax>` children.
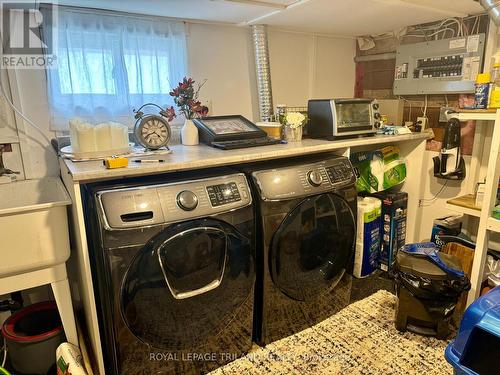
<box><xmin>211</xmin><ymin>290</ymin><xmax>453</xmax><ymax>375</ymax></box>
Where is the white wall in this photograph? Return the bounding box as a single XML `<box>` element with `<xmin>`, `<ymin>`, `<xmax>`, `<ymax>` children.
<box><xmin>187</xmin><ymin>23</ymin><xmax>258</xmax><ymax>121</ymax></box>
<box><xmin>416</xmin><ymin>152</ymin><xmax>473</xmax><ymax>241</ymax></box>
<box><xmin>268</xmin><ymin>30</ymin><xmax>355</xmax><ymax>107</ymax></box>
<box><xmin>2</xmin><ymin>21</ymin><xmax>356</xmax><ymax>179</ymax></box>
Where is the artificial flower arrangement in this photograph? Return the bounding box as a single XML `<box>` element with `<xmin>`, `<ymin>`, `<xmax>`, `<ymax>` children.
<box><xmin>166</xmin><ymin>77</ymin><xmax>209</xmax><ymax>120</ymax></box>
<box><xmin>283</xmin><ymin>111</ymin><xmax>307</xmax><ymax>142</ymax></box>
<box><xmin>284</xmin><ymin>112</ymin><xmax>307</xmax><ymax>128</ymax></box>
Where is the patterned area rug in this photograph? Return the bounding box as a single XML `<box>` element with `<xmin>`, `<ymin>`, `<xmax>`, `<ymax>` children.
<box><xmin>211</xmin><ymin>290</ymin><xmax>453</xmax><ymax>375</ymax></box>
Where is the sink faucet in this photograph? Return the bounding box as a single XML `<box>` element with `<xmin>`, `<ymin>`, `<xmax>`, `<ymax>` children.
<box><xmin>0</xmin><ymin>144</ymin><xmax>20</xmax><ymax>176</ymax></box>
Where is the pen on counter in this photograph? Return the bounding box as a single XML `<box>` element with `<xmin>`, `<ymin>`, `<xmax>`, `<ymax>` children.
<box><xmin>132</xmin><ymin>159</ymin><xmax>166</xmax><ymax>163</ymax></box>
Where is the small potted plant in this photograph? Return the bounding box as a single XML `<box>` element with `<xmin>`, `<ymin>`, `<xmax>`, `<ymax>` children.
<box><xmin>283</xmin><ymin>112</ymin><xmax>306</xmax><ymax>142</ymax></box>
<box><xmin>169</xmin><ymin>77</ymin><xmax>209</xmax><ymax>146</ymax></box>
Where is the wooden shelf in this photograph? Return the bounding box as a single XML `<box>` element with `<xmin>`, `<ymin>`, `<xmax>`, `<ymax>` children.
<box><xmin>487</xmin><ymin>217</ymin><xmax>500</xmax><ymax>233</ymax></box>
<box><xmin>446</xmin><ymin>194</ymin><xmax>481</xmax><ymax>218</ymax></box>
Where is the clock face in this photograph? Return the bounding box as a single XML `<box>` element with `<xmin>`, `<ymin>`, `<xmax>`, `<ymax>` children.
<box><xmin>136</xmin><ymin>116</ymin><xmax>170</xmax><ymax>149</ymax></box>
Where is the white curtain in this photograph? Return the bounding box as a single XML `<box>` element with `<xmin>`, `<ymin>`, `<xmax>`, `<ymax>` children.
<box><xmin>43</xmin><ymin>7</ymin><xmax>188</xmax><ymax>130</ymax></box>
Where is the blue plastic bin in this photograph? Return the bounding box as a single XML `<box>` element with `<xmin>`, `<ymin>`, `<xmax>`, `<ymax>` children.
<box><xmin>445</xmin><ymin>286</ymin><xmax>500</xmax><ymax>375</ymax></box>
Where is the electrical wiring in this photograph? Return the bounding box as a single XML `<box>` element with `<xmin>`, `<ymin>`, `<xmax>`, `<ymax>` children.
<box><xmin>0</xmin><ymin>8</ymin><xmax>56</xmax><ymax>151</ymax></box>
<box><xmin>472</xmin><ymin>17</ymin><xmax>479</xmax><ymax>35</ymax></box>
<box><xmin>419</xmin><ymin>180</ymin><xmax>449</xmax><ymax>206</ymax></box>
<box><xmin>404</xmin><ymin>17</ymin><xmax>469</xmax><ymax>40</ymax></box>
<box><xmin>423</xmin><ymin>95</ymin><xmax>428</xmax><ymax>118</ymax></box>
<box><xmin>1</xmin><ymin>337</ymin><xmax>6</xmax><ymax>368</ymax></box>
<box><xmin>408</xmin><ymin>101</ymin><xmax>412</xmax><ymax>122</ymax></box>
<box><xmin>404</xmin><ymin>27</ymin><xmax>456</xmax><ymax>39</ymax></box>
<box><xmin>397</xmin><ymin>96</ymin><xmax>412</xmax><ymax>122</ymax></box>
<box><xmin>420</xmin><ymin>95</ymin><xmax>428</xmax><ymax>119</ymax></box>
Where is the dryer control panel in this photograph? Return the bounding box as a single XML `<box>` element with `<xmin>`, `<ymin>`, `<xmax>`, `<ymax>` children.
<box><xmin>252</xmin><ymin>156</ymin><xmax>356</xmax><ymax>201</ymax></box>
<box><xmin>98</xmin><ymin>173</ymin><xmax>251</xmax><ymax>229</ymax></box>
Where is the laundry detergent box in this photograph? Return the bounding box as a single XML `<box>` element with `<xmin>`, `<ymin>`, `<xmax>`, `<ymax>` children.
<box><xmin>372</xmin><ymin>191</ymin><xmax>408</xmax><ymax>272</ymax></box>
<box><xmin>350</xmin><ymin>146</ymin><xmax>406</xmax><ymax>194</ymax></box>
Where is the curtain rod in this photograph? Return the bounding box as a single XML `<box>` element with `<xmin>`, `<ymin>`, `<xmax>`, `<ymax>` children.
<box><xmin>40</xmin><ymin>3</ymin><xmax>247</xmax><ymax>28</ymax></box>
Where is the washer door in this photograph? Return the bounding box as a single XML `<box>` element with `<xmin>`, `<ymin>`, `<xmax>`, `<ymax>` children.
<box><xmin>269</xmin><ymin>193</ymin><xmax>355</xmax><ymax>302</ymax></box>
<box><xmin>120</xmin><ymin>218</ymin><xmax>254</xmax><ymax>349</ymax></box>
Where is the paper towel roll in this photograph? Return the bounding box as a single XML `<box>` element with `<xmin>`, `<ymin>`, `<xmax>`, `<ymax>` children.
<box><xmin>354</xmin><ymin>197</ymin><xmax>382</xmax><ymax>278</ymax></box>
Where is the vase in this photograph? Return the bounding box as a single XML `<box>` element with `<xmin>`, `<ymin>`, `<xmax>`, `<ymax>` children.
<box><xmin>181</xmin><ymin>119</ymin><xmax>199</xmax><ymax>146</ymax></box>
<box><xmin>284</xmin><ymin>126</ymin><xmax>303</xmax><ymax>142</ymax></box>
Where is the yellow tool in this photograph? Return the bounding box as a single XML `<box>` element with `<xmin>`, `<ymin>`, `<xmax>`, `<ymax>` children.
<box><xmin>103</xmin><ymin>156</ymin><xmax>129</xmax><ymax>169</ymax></box>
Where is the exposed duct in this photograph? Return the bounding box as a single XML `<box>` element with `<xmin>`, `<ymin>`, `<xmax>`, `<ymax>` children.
<box><xmin>251</xmin><ymin>24</ymin><xmax>274</xmax><ymax>122</ymax></box>
<box><xmin>479</xmin><ymin>0</ymin><xmax>500</xmax><ymax>26</ymax></box>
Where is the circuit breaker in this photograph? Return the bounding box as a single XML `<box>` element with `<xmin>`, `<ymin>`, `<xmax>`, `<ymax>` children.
<box><xmin>393</xmin><ymin>34</ymin><xmax>486</xmax><ymax>95</ymax></box>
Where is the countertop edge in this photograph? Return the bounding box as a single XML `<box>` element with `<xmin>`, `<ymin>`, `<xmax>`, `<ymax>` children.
<box><xmin>62</xmin><ymin>133</ymin><xmax>431</xmax><ymax>183</ymax></box>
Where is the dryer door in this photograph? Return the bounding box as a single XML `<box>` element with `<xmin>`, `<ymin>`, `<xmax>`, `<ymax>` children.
<box><xmin>120</xmin><ymin>218</ymin><xmax>254</xmax><ymax>349</ymax></box>
<box><xmin>269</xmin><ymin>193</ymin><xmax>355</xmax><ymax>301</ymax></box>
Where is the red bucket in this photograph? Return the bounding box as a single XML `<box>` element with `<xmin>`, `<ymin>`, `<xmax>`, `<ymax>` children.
<box><xmin>2</xmin><ymin>301</ymin><xmax>65</xmax><ymax>374</ymax></box>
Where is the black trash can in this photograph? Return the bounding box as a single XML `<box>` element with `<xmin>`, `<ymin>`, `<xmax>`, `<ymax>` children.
<box><xmin>393</xmin><ymin>250</ymin><xmax>470</xmax><ymax>339</ymax></box>
<box><xmin>1</xmin><ymin>301</ymin><xmax>65</xmax><ymax>374</ymax></box>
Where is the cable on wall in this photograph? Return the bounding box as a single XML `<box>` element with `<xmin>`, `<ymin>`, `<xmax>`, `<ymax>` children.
<box><xmin>0</xmin><ymin>8</ymin><xmax>57</xmax><ymax>152</ymax></box>
<box><xmin>419</xmin><ymin>180</ymin><xmax>449</xmax><ymax>207</ymax></box>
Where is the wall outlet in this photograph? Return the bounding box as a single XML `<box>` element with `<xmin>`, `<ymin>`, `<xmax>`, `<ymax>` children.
<box><xmin>439</xmin><ymin>107</ymin><xmax>456</xmax><ymax>123</ymax></box>
<box><xmin>416</xmin><ymin>116</ymin><xmax>428</xmax><ymax>129</ymax></box>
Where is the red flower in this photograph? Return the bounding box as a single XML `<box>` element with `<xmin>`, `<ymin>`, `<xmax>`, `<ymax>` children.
<box><xmin>168</xmin><ymin>77</ymin><xmax>206</xmax><ymax>119</ymax></box>
<box><xmin>179</xmin><ymin>77</ymin><xmax>195</xmax><ymax>90</ymax></box>
<box><xmin>169</xmin><ymin>87</ymin><xmax>180</xmax><ymax>97</ymax></box>
<box><xmin>200</xmin><ymin>106</ymin><xmax>209</xmax><ymax>117</ymax></box>
<box><xmin>188</xmin><ymin>99</ymin><xmax>203</xmax><ymax>112</ymax></box>
<box><xmin>164</xmin><ymin>106</ymin><xmax>176</xmax><ymax>122</ymax></box>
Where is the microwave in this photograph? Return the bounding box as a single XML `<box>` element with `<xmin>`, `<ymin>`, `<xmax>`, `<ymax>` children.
<box><xmin>307</xmin><ymin>98</ymin><xmax>381</xmax><ymax>139</ymax></box>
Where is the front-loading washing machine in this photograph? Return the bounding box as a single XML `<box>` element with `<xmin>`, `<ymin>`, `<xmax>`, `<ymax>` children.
<box><xmin>243</xmin><ymin>155</ymin><xmax>357</xmax><ymax>345</ymax></box>
<box><xmin>83</xmin><ymin>170</ymin><xmax>255</xmax><ymax>374</ymax></box>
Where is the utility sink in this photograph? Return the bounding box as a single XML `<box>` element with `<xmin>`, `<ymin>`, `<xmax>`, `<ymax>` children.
<box><xmin>0</xmin><ymin>177</ymin><xmax>72</xmax><ymax>277</ymax></box>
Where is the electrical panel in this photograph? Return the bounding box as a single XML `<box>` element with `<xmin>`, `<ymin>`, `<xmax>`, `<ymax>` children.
<box><xmin>393</xmin><ymin>34</ymin><xmax>486</xmax><ymax>95</ymax></box>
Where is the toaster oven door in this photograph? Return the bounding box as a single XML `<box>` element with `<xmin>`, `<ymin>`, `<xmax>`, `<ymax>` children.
<box><xmin>333</xmin><ymin>99</ymin><xmax>376</xmax><ymax>135</ymax></box>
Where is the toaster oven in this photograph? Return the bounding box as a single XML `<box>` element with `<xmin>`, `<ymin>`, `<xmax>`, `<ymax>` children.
<box><xmin>307</xmin><ymin>98</ymin><xmax>381</xmax><ymax>139</ymax></box>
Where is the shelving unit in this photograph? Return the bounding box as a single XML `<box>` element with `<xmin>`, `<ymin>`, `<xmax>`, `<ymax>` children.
<box><xmin>446</xmin><ymin>194</ymin><xmax>481</xmax><ymax>218</ymax></box>
<box><xmin>448</xmin><ymin>109</ymin><xmax>500</xmax><ymax>305</ymax></box>
<box><xmin>487</xmin><ymin>217</ymin><xmax>500</xmax><ymax>232</ymax></box>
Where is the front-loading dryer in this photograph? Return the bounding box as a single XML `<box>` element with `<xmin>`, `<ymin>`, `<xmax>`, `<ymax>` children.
<box><xmin>243</xmin><ymin>155</ymin><xmax>357</xmax><ymax>345</ymax></box>
<box><xmin>83</xmin><ymin>170</ymin><xmax>255</xmax><ymax>374</ymax></box>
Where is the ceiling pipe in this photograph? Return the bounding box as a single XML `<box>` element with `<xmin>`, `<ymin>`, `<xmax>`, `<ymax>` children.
<box><xmin>251</xmin><ymin>25</ymin><xmax>274</xmax><ymax>122</ymax></box>
<box><xmin>478</xmin><ymin>0</ymin><xmax>500</xmax><ymax>26</ymax></box>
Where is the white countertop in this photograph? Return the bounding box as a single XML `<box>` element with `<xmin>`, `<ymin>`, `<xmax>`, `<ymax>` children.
<box><xmin>61</xmin><ymin>133</ymin><xmax>430</xmax><ymax>182</ymax></box>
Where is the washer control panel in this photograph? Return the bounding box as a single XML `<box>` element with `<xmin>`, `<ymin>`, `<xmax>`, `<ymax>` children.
<box><xmin>207</xmin><ymin>182</ymin><xmax>241</xmax><ymax>207</ymax></box>
<box><xmin>325</xmin><ymin>159</ymin><xmax>355</xmax><ymax>184</ymax></box>
<box><xmin>176</xmin><ymin>190</ymin><xmax>199</xmax><ymax>211</ymax></box>
<box><xmin>98</xmin><ymin>173</ymin><xmax>251</xmax><ymax>229</ymax></box>
<box><xmin>253</xmin><ymin>156</ymin><xmax>355</xmax><ymax>201</ymax></box>
<box><xmin>307</xmin><ymin>170</ymin><xmax>323</xmax><ymax>187</ymax></box>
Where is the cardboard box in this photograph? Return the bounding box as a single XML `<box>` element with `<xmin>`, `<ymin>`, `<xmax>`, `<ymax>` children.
<box><xmin>372</xmin><ymin>191</ymin><xmax>408</xmax><ymax>272</ymax></box>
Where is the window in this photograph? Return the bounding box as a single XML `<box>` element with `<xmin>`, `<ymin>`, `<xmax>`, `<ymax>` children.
<box><xmin>42</xmin><ymin>7</ymin><xmax>188</xmax><ymax>130</ymax></box>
